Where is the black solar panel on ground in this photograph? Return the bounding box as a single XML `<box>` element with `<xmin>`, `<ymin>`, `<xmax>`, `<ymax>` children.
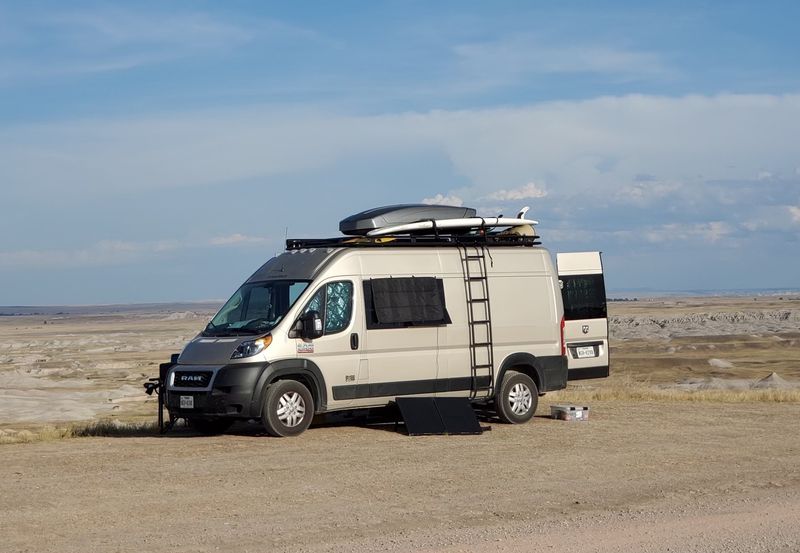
<box><xmin>395</xmin><ymin>397</ymin><xmax>483</xmax><ymax>435</ymax></box>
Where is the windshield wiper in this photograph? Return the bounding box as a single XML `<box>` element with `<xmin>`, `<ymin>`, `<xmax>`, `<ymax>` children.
<box><xmin>240</xmin><ymin>317</ymin><xmax>276</xmax><ymax>331</ymax></box>
<box><xmin>208</xmin><ymin>327</ymin><xmax>262</xmax><ymax>337</ymax></box>
<box><xmin>227</xmin><ymin>328</ymin><xmax>262</xmax><ymax>336</ymax></box>
<box><xmin>203</xmin><ymin>321</ymin><xmax>224</xmax><ymax>336</ymax></box>
<box><xmin>204</xmin><ymin>319</ymin><xmax>272</xmax><ymax>337</ymax></box>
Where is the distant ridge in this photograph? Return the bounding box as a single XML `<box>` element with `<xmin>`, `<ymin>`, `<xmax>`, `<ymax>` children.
<box><xmin>608</xmin><ymin>287</ymin><xmax>800</xmax><ymax>299</ymax></box>
<box><xmin>0</xmin><ymin>301</ymin><xmax>223</xmax><ymax>316</ymax></box>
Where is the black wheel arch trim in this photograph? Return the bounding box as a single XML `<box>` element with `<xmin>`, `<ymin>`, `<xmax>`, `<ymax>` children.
<box><xmin>496</xmin><ymin>352</ymin><xmax>567</xmax><ymax>395</ymax></box>
<box><xmin>497</xmin><ymin>353</ymin><xmax>542</xmax><ymax>394</ymax></box>
<box><xmin>249</xmin><ymin>359</ymin><xmax>328</xmax><ymax>416</ymax></box>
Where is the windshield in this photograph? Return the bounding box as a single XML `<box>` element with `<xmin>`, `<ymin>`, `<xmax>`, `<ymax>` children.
<box><xmin>204</xmin><ymin>280</ymin><xmax>310</xmax><ymax>336</ymax></box>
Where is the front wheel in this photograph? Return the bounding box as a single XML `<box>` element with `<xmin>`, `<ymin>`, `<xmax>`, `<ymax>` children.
<box><xmin>495</xmin><ymin>370</ymin><xmax>538</xmax><ymax>424</ymax></box>
<box><xmin>262</xmin><ymin>379</ymin><xmax>314</xmax><ymax>437</ymax></box>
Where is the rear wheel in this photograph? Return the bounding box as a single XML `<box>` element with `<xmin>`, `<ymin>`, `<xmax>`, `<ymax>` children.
<box><xmin>495</xmin><ymin>370</ymin><xmax>538</xmax><ymax>424</ymax></box>
<box><xmin>187</xmin><ymin>417</ymin><xmax>234</xmax><ymax>435</ymax></box>
<box><xmin>262</xmin><ymin>379</ymin><xmax>314</xmax><ymax>437</ymax></box>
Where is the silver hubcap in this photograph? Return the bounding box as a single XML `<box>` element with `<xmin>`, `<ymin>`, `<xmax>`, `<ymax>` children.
<box><xmin>508</xmin><ymin>383</ymin><xmax>532</xmax><ymax>415</ymax></box>
<box><xmin>276</xmin><ymin>392</ymin><xmax>306</xmax><ymax>427</ymax></box>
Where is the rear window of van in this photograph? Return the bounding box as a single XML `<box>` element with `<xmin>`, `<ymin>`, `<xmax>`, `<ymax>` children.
<box><xmin>561</xmin><ymin>274</ymin><xmax>607</xmax><ymax>320</ymax></box>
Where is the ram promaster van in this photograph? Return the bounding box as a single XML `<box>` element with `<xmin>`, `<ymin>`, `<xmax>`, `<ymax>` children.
<box><xmin>162</xmin><ymin>205</ymin><xmax>609</xmax><ymax>436</ymax></box>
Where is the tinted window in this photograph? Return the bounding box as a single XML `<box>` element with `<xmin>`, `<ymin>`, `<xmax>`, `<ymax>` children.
<box><xmin>324</xmin><ymin>281</ymin><xmax>354</xmax><ymax>333</ymax></box>
<box><xmin>561</xmin><ymin>274</ymin><xmax>607</xmax><ymax>320</ymax></box>
<box><xmin>364</xmin><ymin>277</ymin><xmax>450</xmax><ymax>329</ymax></box>
<box><xmin>303</xmin><ymin>281</ymin><xmax>354</xmax><ymax>335</ymax></box>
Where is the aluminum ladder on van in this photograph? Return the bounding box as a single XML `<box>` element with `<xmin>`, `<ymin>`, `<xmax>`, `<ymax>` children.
<box><xmin>460</xmin><ymin>244</ymin><xmax>495</xmax><ymax>399</ymax></box>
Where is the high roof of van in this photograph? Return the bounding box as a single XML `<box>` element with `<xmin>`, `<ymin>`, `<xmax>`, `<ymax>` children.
<box><xmin>246</xmin><ymin>248</ymin><xmax>336</xmax><ymax>283</ymax></box>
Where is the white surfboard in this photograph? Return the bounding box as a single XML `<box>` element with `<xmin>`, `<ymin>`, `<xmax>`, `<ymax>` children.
<box><xmin>366</xmin><ymin>216</ymin><xmax>539</xmax><ymax>237</ymax></box>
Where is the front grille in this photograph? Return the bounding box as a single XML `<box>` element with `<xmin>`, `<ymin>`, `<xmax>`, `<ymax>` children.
<box><xmin>173</xmin><ymin>371</ymin><xmax>212</xmax><ymax>388</ymax></box>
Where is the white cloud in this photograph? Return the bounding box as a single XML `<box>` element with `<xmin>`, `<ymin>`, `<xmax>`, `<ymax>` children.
<box><xmin>422</xmin><ymin>183</ymin><xmax>545</xmax><ymax>212</ymax></box>
<box><xmin>0</xmin><ymin>7</ymin><xmax>322</xmax><ymax>83</ymax></box>
<box><xmin>0</xmin><ymin>240</ymin><xmax>171</xmax><ymax>268</ymax></box>
<box><xmin>3</xmin><ymin>92</ymin><xmax>800</xmax><ymax>254</ymax></box>
<box><xmin>3</xmin><ymin>93</ymin><xmax>799</xmax><ymax>200</ymax></box>
<box><xmin>0</xmin><ymin>235</ymin><xmax>273</xmax><ymax>268</ymax></box>
<box><xmin>615</xmin><ymin>180</ymin><xmax>682</xmax><ymax>204</ymax></box>
<box><xmin>453</xmin><ymin>35</ymin><xmax>673</xmax><ymax>91</ymax></box>
<box><xmin>740</xmin><ymin>205</ymin><xmax>800</xmax><ymax>232</ymax></box>
<box><xmin>209</xmin><ymin>233</ymin><xmax>271</xmax><ymax>246</ymax></box>
<box><xmin>644</xmin><ymin>222</ymin><xmax>732</xmax><ymax>244</ymax></box>
<box><xmin>702</xmin><ymin>222</ymin><xmax>733</xmax><ymax>243</ymax></box>
<box><xmin>542</xmin><ymin>228</ymin><xmax>597</xmax><ymax>243</ymax></box>
<box><xmin>421</xmin><ymin>194</ymin><xmax>463</xmax><ymax>206</ymax></box>
<box><xmin>485</xmin><ymin>182</ymin><xmax>547</xmax><ymax>201</ymax></box>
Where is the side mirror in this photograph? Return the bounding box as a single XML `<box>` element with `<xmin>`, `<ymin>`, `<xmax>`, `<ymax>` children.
<box><xmin>301</xmin><ymin>310</ymin><xmax>324</xmax><ymax>340</ymax></box>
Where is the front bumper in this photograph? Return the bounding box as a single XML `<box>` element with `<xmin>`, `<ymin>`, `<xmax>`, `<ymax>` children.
<box><xmin>165</xmin><ymin>362</ymin><xmax>268</xmax><ymax>419</ymax></box>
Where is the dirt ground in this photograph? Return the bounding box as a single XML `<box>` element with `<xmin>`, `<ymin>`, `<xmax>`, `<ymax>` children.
<box><xmin>1</xmin><ymin>296</ymin><xmax>799</xmax><ymax>552</ymax></box>
<box><xmin>2</xmin><ymin>401</ymin><xmax>799</xmax><ymax>552</ymax></box>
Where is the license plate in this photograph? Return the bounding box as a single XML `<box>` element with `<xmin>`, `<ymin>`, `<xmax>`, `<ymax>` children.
<box><xmin>576</xmin><ymin>346</ymin><xmax>596</xmax><ymax>359</ymax></box>
<box><xmin>180</xmin><ymin>395</ymin><xmax>194</xmax><ymax>409</ymax></box>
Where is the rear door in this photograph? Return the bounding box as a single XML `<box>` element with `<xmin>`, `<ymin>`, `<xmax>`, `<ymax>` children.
<box><xmin>556</xmin><ymin>252</ymin><xmax>609</xmax><ymax>380</ymax></box>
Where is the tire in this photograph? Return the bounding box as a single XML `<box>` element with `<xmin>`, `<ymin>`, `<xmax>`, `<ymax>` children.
<box><xmin>495</xmin><ymin>370</ymin><xmax>538</xmax><ymax>424</ymax></box>
<box><xmin>187</xmin><ymin>417</ymin><xmax>234</xmax><ymax>435</ymax></box>
<box><xmin>262</xmin><ymin>379</ymin><xmax>314</xmax><ymax>437</ymax></box>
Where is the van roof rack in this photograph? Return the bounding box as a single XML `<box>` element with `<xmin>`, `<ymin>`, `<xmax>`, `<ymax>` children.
<box><xmin>286</xmin><ymin>233</ymin><xmax>541</xmax><ymax>251</ymax></box>
<box><xmin>287</xmin><ymin>204</ymin><xmax>541</xmax><ymax>250</ymax></box>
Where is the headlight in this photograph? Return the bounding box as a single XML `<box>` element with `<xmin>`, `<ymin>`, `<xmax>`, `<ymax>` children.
<box><xmin>231</xmin><ymin>335</ymin><xmax>272</xmax><ymax>359</ymax></box>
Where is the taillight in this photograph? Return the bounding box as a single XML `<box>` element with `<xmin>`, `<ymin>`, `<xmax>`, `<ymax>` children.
<box><xmin>560</xmin><ymin>316</ymin><xmax>566</xmax><ymax>356</ymax></box>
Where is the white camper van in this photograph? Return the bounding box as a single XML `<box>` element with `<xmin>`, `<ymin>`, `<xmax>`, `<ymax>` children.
<box><xmin>163</xmin><ymin>205</ymin><xmax>608</xmax><ymax>436</ymax></box>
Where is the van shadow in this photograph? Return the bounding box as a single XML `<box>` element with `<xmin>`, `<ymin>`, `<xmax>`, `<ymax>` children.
<box><xmin>109</xmin><ymin>405</ymin><xmax>502</xmax><ymax>439</ymax></box>
<box><xmin>94</xmin><ymin>413</ymin><xmax>400</xmax><ymax>439</ymax></box>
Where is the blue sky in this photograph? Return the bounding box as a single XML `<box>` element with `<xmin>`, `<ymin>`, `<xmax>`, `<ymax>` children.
<box><xmin>1</xmin><ymin>1</ymin><xmax>799</xmax><ymax>304</ymax></box>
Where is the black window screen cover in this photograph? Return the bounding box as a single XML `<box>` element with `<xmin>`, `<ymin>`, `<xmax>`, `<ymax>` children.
<box><xmin>561</xmin><ymin>274</ymin><xmax>607</xmax><ymax>320</ymax></box>
<box><xmin>366</xmin><ymin>277</ymin><xmax>450</xmax><ymax>328</ymax></box>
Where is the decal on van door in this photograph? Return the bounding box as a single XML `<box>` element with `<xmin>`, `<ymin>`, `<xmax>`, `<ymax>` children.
<box><xmin>297</xmin><ymin>342</ymin><xmax>314</xmax><ymax>354</ymax></box>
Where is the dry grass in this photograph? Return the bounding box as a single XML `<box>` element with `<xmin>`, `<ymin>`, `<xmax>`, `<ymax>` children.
<box><xmin>550</xmin><ymin>382</ymin><xmax>800</xmax><ymax>404</ymax></box>
<box><xmin>0</xmin><ymin>419</ymin><xmax>159</xmax><ymax>445</ymax></box>
<box><xmin>2</xmin><ymin>382</ymin><xmax>799</xmax><ymax>446</ymax></box>
<box><xmin>0</xmin><ymin>426</ymin><xmax>74</xmax><ymax>445</ymax></box>
<box><xmin>71</xmin><ymin>419</ymin><xmax>159</xmax><ymax>438</ymax></box>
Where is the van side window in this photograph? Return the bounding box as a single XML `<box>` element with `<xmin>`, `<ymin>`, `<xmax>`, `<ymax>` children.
<box><xmin>363</xmin><ymin>277</ymin><xmax>451</xmax><ymax>329</ymax></box>
<box><xmin>303</xmin><ymin>281</ymin><xmax>354</xmax><ymax>335</ymax></box>
<box><xmin>560</xmin><ymin>274</ymin><xmax>607</xmax><ymax>320</ymax></box>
